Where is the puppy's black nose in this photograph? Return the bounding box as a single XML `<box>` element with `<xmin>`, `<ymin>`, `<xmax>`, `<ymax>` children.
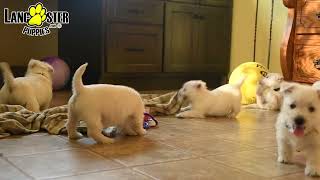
<box><xmin>294</xmin><ymin>116</ymin><xmax>305</xmax><ymax>126</ymax></box>
<box><xmin>274</xmin><ymin>88</ymin><xmax>280</xmax><ymax>91</ymax></box>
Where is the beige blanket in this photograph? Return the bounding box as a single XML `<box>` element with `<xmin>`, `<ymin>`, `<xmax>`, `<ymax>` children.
<box><xmin>0</xmin><ymin>92</ymin><xmax>185</xmax><ymax>138</ymax></box>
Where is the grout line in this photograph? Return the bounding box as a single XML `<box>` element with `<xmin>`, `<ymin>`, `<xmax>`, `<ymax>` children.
<box><xmin>1</xmin><ymin>156</ymin><xmax>36</xmax><ymax>180</ymax></box>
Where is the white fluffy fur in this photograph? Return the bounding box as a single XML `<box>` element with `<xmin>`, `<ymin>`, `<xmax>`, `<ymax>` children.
<box><xmin>276</xmin><ymin>82</ymin><xmax>320</xmax><ymax>177</ymax></box>
<box><xmin>67</xmin><ymin>63</ymin><xmax>146</xmax><ymax>144</ymax></box>
<box><xmin>245</xmin><ymin>73</ymin><xmax>283</xmax><ymax>110</ymax></box>
<box><xmin>176</xmin><ymin>77</ymin><xmax>245</xmax><ymax>119</ymax></box>
<box><xmin>0</xmin><ymin>59</ymin><xmax>53</xmax><ymax>112</ymax></box>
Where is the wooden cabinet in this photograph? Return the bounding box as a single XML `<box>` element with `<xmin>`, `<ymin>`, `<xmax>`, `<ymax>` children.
<box><xmin>107</xmin><ymin>24</ymin><xmax>163</xmax><ymax>72</ymax></box>
<box><xmin>59</xmin><ymin>0</ymin><xmax>233</xmax><ymax>90</ymax></box>
<box><xmin>281</xmin><ymin>0</ymin><xmax>320</xmax><ymax>83</ymax></box>
<box><xmin>165</xmin><ymin>2</ymin><xmax>231</xmax><ymax>73</ymax></box>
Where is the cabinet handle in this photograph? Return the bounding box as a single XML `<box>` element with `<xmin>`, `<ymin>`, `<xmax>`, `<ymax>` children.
<box><xmin>125</xmin><ymin>48</ymin><xmax>145</xmax><ymax>52</ymax></box>
<box><xmin>127</xmin><ymin>9</ymin><xmax>144</xmax><ymax>15</ymax></box>
<box><xmin>314</xmin><ymin>59</ymin><xmax>320</xmax><ymax>69</ymax></box>
<box><xmin>316</xmin><ymin>12</ymin><xmax>320</xmax><ymax>20</ymax></box>
<box><xmin>193</xmin><ymin>14</ymin><xmax>200</xmax><ymax>19</ymax></box>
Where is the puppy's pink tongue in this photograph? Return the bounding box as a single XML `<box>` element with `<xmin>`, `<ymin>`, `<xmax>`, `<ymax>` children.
<box><xmin>293</xmin><ymin>128</ymin><xmax>304</xmax><ymax>137</ymax></box>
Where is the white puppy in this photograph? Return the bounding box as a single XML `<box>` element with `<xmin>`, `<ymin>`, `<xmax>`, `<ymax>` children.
<box><xmin>67</xmin><ymin>63</ymin><xmax>146</xmax><ymax>144</ymax></box>
<box><xmin>245</xmin><ymin>73</ymin><xmax>283</xmax><ymax>110</ymax></box>
<box><xmin>312</xmin><ymin>81</ymin><xmax>320</xmax><ymax>90</ymax></box>
<box><xmin>0</xmin><ymin>59</ymin><xmax>53</xmax><ymax>112</ymax></box>
<box><xmin>176</xmin><ymin>77</ymin><xmax>245</xmax><ymax>118</ymax></box>
<box><xmin>276</xmin><ymin>82</ymin><xmax>320</xmax><ymax>177</ymax></box>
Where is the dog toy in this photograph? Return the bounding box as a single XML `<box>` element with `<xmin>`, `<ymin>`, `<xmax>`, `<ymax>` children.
<box><xmin>229</xmin><ymin>62</ymin><xmax>268</xmax><ymax>105</ymax></box>
<box><xmin>42</xmin><ymin>57</ymin><xmax>70</xmax><ymax>90</ymax></box>
<box><xmin>101</xmin><ymin>113</ymin><xmax>158</xmax><ymax>138</ymax></box>
<box><xmin>143</xmin><ymin>112</ymin><xmax>158</xmax><ymax>129</ymax></box>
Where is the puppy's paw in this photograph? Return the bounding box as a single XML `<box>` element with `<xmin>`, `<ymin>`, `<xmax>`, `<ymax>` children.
<box><xmin>277</xmin><ymin>156</ymin><xmax>292</xmax><ymax>164</ymax></box>
<box><xmin>305</xmin><ymin>166</ymin><xmax>320</xmax><ymax>177</ymax></box>
<box><xmin>68</xmin><ymin>132</ymin><xmax>83</xmax><ymax>140</ymax></box>
<box><xmin>176</xmin><ymin>113</ymin><xmax>184</xmax><ymax>118</ymax></box>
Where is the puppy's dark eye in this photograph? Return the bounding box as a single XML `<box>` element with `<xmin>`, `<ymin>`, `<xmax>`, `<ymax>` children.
<box><xmin>274</xmin><ymin>88</ymin><xmax>280</xmax><ymax>91</ymax></box>
<box><xmin>290</xmin><ymin>103</ymin><xmax>296</xmax><ymax>109</ymax></box>
<box><xmin>309</xmin><ymin>106</ymin><xmax>315</xmax><ymax>113</ymax></box>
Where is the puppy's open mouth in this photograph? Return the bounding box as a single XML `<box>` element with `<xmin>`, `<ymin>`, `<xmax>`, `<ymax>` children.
<box><xmin>293</xmin><ymin>125</ymin><xmax>305</xmax><ymax>137</ymax></box>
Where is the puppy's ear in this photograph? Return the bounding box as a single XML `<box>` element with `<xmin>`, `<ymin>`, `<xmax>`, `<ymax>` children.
<box><xmin>280</xmin><ymin>81</ymin><xmax>295</xmax><ymax>94</ymax></box>
<box><xmin>47</xmin><ymin>65</ymin><xmax>54</xmax><ymax>73</ymax></box>
<box><xmin>28</xmin><ymin>59</ymin><xmax>38</xmax><ymax>68</ymax></box>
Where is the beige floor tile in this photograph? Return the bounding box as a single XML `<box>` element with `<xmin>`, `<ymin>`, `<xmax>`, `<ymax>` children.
<box><xmin>90</xmin><ymin>136</ymin><xmax>194</xmax><ymax>166</ymax></box>
<box><xmin>52</xmin><ymin>169</ymin><xmax>153</xmax><ymax>180</ymax></box>
<box><xmin>7</xmin><ymin>149</ymin><xmax>123</xmax><ymax>179</ymax></box>
<box><xmin>0</xmin><ymin>133</ymin><xmax>80</xmax><ymax>156</ymax></box>
<box><xmin>214</xmin><ymin>129</ymin><xmax>277</xmax><ymax>148</ymax></box>
<box><xmin>272</xmin><ymin>173</ymin><xmax>316</xmax><ymax>180</ymax></box>
<box><xmin>160</xmin><ymin>137</ymin><xmax>256</xmax><ymax>156</ymax></box>
<box><xmin>135</xmin><ymin>158</ymin><xmax>266</xmax><ymax>180</ymax></box>
<box><xmin>0</xmin><ymin>157</ymin><xmax>31</xmax><ymax>180</ymax></box>
<box><xmin>207</xmin><ymin>149</ymin><xmax>304</xmax><ymax>178</ymax></box>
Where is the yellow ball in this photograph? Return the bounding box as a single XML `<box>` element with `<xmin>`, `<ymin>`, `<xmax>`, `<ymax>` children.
<box><xmin>229</xmin><ymin>62</ymin><xmax>268</xmax><ymax>105</ymax></box>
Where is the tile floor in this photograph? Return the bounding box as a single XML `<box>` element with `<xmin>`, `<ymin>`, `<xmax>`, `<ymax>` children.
<box><xmin>0</xmin><ymin>91</ymin><xmax>316</xmax><ymax>180</ymax></box>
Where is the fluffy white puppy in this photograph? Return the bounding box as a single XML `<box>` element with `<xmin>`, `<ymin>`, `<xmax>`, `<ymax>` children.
<box><xmin>0</xmin><ymin>59</ymin><xmax>53</xmax><ymax>112</ymax></box>
<box><xmin>245</xmin><ymin>73</ymin><xmax>283</xmax><ymax>110</ymax></box>
<box><xmin>67</xmin><ymin>63</ymin><xmax>146</xmax><ymax>144</ymax></box>
<box><xmin>276</xmin><ymin>82</ymin><xmax>320</xmax><ymax>177</ymax></box>
<box><xmin>176</xmin><ymin>77</ymin><xmax>245</xmax><ymax>118</ymax></box>
<box><xmin>312</xmin><ymin>80</ymin><xmax>320</xmax><ymax>90</ymax></box>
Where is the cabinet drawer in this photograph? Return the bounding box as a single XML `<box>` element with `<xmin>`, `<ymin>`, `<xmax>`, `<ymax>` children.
<box><xmin>107</xmin><ymin>24</ymin><xmax>163</xmax><ymax>72</ymax></box>
<box><xmin>293</xmin><ymin>44</ymin><xmax>320</xmax><ymax>83</ymax></box>
<box><xmin>296</xmin><ymin>0</ymin><xmax>320</xmax><ymax>34</ymax></box>
<box><xmin>199</xmin><ymin>0</ymin><xmax>232</xmax><ymax>7</ymax></box>
<box><xmin>107</xmin><ymin>0</ymin><xmax>164</xmax><ymax>24</ymax></box>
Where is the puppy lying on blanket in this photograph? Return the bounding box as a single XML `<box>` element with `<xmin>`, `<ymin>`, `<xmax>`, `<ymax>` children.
<box><xmin>67</xmin><ymin>63</ymin><xmax>146</xmax><ymax>144</ymax></box>
<box><xmin>0</xmin><ymin>60</ymin><xmax>53</xmax><ymax>112</ymax></box>
<box><xmin>176</xmin><ymin>77</ymin><xmax>245</xmax><ymax>119</ymax></box>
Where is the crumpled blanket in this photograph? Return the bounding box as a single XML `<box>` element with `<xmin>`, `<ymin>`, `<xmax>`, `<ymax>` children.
<box><xmin>0</xmin><ymin>92</ymin><xmax>186</xmax><ymax>138</ymax></box>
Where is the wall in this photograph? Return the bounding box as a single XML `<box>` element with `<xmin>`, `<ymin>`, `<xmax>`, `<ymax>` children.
<box><xmin>0</xmin><ymin>0</ymin><xmax>58</xmax><ymax>66</ymax></box>
<box><xmin>230</xmin><ymin>0</ymin><xmax>288</xmax><ymax>74</ymax></box>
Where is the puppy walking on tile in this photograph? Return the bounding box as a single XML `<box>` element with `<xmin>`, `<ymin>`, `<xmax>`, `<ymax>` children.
<box><xmin>276</xmin><ymin>82</ymin><xmax>320</xmax><ymax>177</ymax></box>
<box><xmin>67</xmin><ymin>63</ymin><xmax>146</xmax><ymax>144</ymax></box>
<box><xmin>0</xmin><ymin>59</ymin><xmax>53</xmax><ymax>112</ymax></box>
<box><xmin>176</xmin><ymin>77</ymin><xmax>245</xmax><ymax>119</ymax></box>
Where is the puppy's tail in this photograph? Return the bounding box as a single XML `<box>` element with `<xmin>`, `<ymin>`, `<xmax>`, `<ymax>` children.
<box><xmin>72</xmin><ymin>63</ymin><xmax>88</xmax><ymax>94</ymax></box>
<box><xmin>0</xmin><ymin>62</ymin><xmax>15</xmax><ymax>90</ymax></box>
<box><xmin>233</xmin><ymin>76</ymin><xmax>247</xmax><ymax>89</ymax></box>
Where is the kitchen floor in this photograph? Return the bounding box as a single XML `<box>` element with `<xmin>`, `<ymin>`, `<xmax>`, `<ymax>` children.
<box><xmin>0</xmin><ymin>91</ymin><xmax>313</xmax><ymax>180</ymax></box>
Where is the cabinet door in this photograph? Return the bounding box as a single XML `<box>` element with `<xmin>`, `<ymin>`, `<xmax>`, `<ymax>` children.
<box><xmin>197</xmin><ymin>6</ymin><xmax>231</xmax><ymax>73</ymax></box>
<box><xmin>164</xmin><ymin>3</ymin><xmax>198</xmax><ymax>72</ymax></box>
<box><xmin>107</xmin><ymin>24</ymin><xmax>163</xmax><ymax>72</ymax></box>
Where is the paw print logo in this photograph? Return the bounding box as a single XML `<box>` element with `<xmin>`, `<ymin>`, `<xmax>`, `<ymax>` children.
<box><xmin>28</xmin><ymin>3</ymin><xmax>47</xmax><ymax>26</ymax></box>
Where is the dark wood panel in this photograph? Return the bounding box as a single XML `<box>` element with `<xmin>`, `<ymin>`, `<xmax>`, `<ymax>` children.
<box><xmin>101</xmin><ymin>72</ymin><xmax>226</xmax><ymax>90</ymax></box>
<box><xmin>199</xmin><ymin>0</ymin><xmax>232</xmax><ymax>6</ymax></box>
<box><xmin>197</xmin><ymin>5</ymin><xmax>231</xmax><ymax>73</ymax></box>
<box><xmin>167</xmin><ymin>0</ymin><xmax>199</xmax><ymax>4</ymax></box>
<box><xmin>107</xmin><ymin>0</ymin><xmax>164</xmax><ymax>24</ymax></box>
<box><xmin>107</xmin><ymin>23</ymin><xmax>163</xmax><ymax>72</ymax></box>
<box><xmin>164</xmin><ymin>3</ymin><xmax>198</xmax><ymax>72</ymax></box>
